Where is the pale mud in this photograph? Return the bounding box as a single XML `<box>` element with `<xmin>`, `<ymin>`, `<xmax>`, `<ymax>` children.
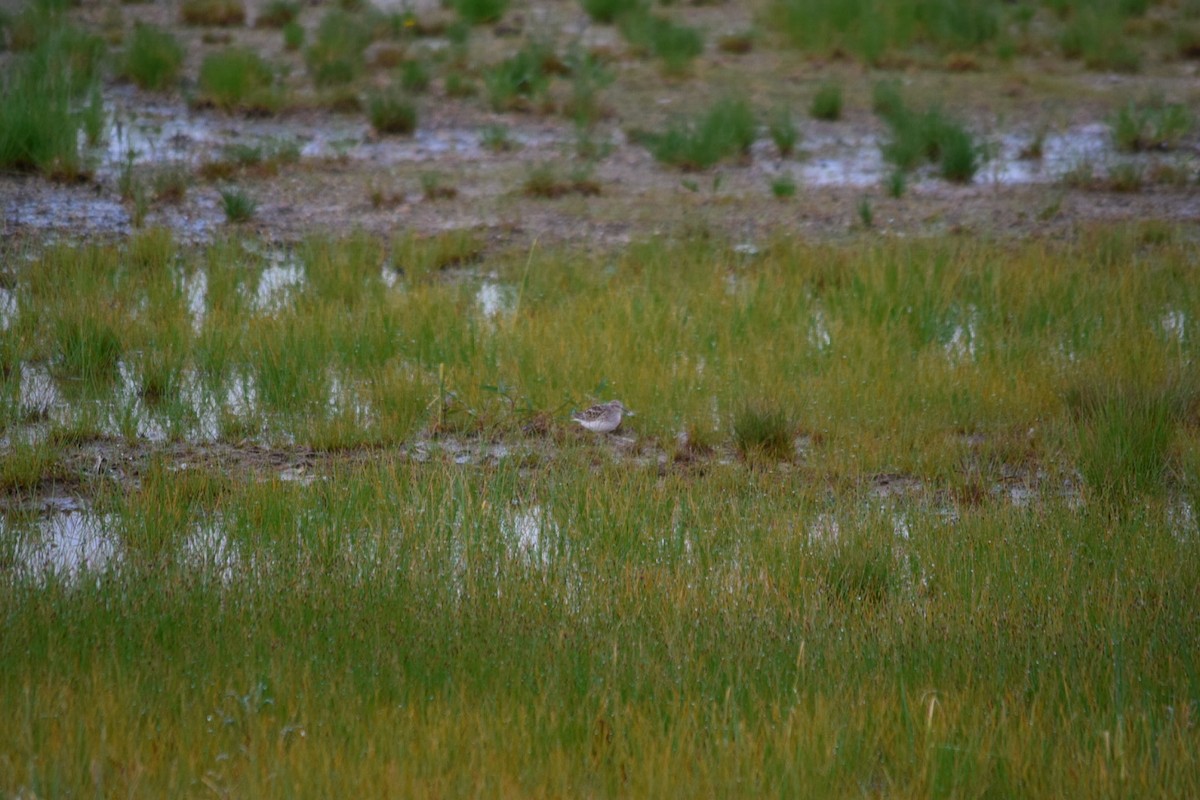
<box><xmin>1</xmin><ymin>1</ymin><xmax>1199</xmax><ymax>248</ymax></box>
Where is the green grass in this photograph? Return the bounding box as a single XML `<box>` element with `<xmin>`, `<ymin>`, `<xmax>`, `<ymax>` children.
<box><xmin>1110</xmin><ymin>97</ymin><xmax>1193</xmax><ymax>152</ymax></box>
<box><xmin>2</xmin><ymin>228</ymin><xmax>1200</xmax><ymax>793</ymax></box>
<box><xmin>255</xmin><ymin>0</ymin><xmax>299</xmax><ymax>28</ymax></box>
<box><xmin>305</xmin><ymin>9</ymin><xmax>372</xmax><ymax>87</ymax></box>
<box><xmin>874</xmin><ymin>82</ymin><xmax>980</xmax><ymax>182</ymax></box>
<box><xmin>580</xmin><ymin>0</ymin><xmax>644</xmax><ymax>24</ymax></box>
<box><xmin>809</xmin><ymin>81</ymin><xmax>842</xmax><ymax>121</ymax></box>
<box><xmin>2</xmin><ymin>461</ymin><xmax>1198</xmax><ymax>795</ymax></box>
<box><xmin>484</xmin><ymin>40</ymin><xmax>559</xmax><ymax>112</ymax></box>
<box><xmin>120</xmin><ymin>23</ymin><xmax>184</xmax><ymax>91</ymax></box>
<box><xmin>219</xmin><ymin>187</ymin><xmax>258</xmax><ymax>222</ymax></box>
<box><xmin>639</xmin><ymin>97</ymin><xmax>756</xmax><ymax>170</ymax></box>
<box><xmin>196</xmin><ymin>48</ymin><xmax>281</xmax><ymax>113</ymax></box>
<box><xmin>366</xmin><ymin>88</ymin><xmax>418</xmax><ymax>135</ymax></box>
<box><xmin>733</xmin><ymin>403</ymin><xmax>794</xmax><ymax>460</ymax></box>
<box><xmin>618</xmin><ymin>10</ymin><xmax>704</xmax><ymax>73</ymax></box>
<box><xmin>768</xmin><ymin>106</ymin><xmax>798</xmax><ymax>158</ymax></box>
<box><xmin>0</xmin><ymin>14</ymin><xmax>105</xmax><ymax>179</ymax></box>
<box><xmin>451</xmin><ymin>0</ymin><xmax>508</xmax><ymax>25</ymax></box>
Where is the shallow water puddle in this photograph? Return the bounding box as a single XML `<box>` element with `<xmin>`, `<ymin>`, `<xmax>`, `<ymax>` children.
<box><xmin>5</xmin><ymin>505</ymin><xmax>119</xmax><ymax>581</ymax></box>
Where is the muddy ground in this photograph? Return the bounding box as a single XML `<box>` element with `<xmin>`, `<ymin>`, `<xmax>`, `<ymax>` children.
<box><xmin>1</xmin><ymin>0</ymin><xmax>1198</xmax><ymax>249</ymax></box>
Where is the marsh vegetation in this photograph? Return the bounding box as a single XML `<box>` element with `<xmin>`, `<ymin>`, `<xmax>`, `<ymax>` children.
<box><xmin>2</xmin><ymin>0</ymin><xmax>1199</xmax><ymax>794</ymax></box>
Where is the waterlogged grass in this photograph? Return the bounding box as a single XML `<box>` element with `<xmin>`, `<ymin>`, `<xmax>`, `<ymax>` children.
<box><xmin>1</xmin><ymin>227</ymin><xmax>1200</xmax><ymax>793</ymax></box>
<box><xmin>639</xmin><ymin>97</ymin><xmax>756</xmax><ymax>170</ymax></box>
<box><xmin>2</xmin><ymin>460</ymin><xmax>1199</xmax><ymax>795</ymax></box>
<box><xmin>0</xmin><ymin>226</ymin><xmax>1196</xmax><ymax>489</ymax></box>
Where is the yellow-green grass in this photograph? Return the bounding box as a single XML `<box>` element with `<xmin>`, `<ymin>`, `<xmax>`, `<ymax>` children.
<box><xmin>2</xmin><ymin>458</ymin><xmax>1198</xmax><ymax>795</ymax></box>
<box><xmin>1</xmin><ymin>224</ymin><xmax>1197</xmax><ymax>487</ymax></box>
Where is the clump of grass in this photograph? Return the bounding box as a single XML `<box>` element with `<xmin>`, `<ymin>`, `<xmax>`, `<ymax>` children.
<box><xmin>857</xmin><ymin>196</ymin><xmax>874</xmax><ymax>228</ymax></box>
<box><xmin>219</xmin><ymin>187</ymin><xmax>258</xmax><ymax>222</ymax></box>
<box><xmin>1059</xmin><ymin>9</ymin><xmax>1141</xmax><ymax>72</ymax></box>
<box><xmin>770</xmin><ymin>0</ymin><xmax>999</xmax><ymax>64</ymax></box>
<box><xmin>196</xmin><ymin>48</ymin><xmax>282</xmax><ymax>113</ymax></box>
<box><xmin>367</xmin><ymin>88</ymin><xmax>418</xmax><ymax>135</ymax></box>
<box><xmin>770</xmin><ymin>174</ymin><xmax>796</xmax><ymax>198</ymax></box>
<box><xmin>282</xmin><ymin>20</ymin><xmax>304</xmax><ymax>50</ymax></box>
<box><xmin>306</xmin><ymin>9</ymin><xmax>371</xmax><ymax>87</ymax></box>
<box><xmin>1067</xmin><ymin>373</ymin><xmax>1198</xmax><ymax>502</ymax></box>
<box><xmin>522</xmin><ymin>162</ymin><xmax>602</xmax><ymax>198</ymax></box>
<box><xmin>399</xmin><ymin>59</ymin><xmax>431</xmax><ymax>93</ymax></box>
<box><xmin>255</xmin><ymin>0</ymin><xmax>299</xmax><ymax>28</ymax></box>
<box><xmin>180</xmin><ymin>0</ymin><xmax>245</xmax><ymax>27</ymax></box>
<box><xmin>420</xmin><ymin>171</ymin><xmax>458</xmax><ymax>201</ymax></box>
<box><xmin>54</xmin><ymin>316</ymin><xmax>123</xmax><ymax>385</ymax></box>
<box><xmin>444</xmin><ymin>70</ymin><xmax>476</xmax><ymax>98</ymax></box>
<box><xmin>0</xmin><ymin>439</ymin><xmax>67</xmax><ymax>495</ymax></box>
<box><xmin>151</xmin><ymin>163</ymin><xmax>190</xmax><ymax>203</ymax></box>
<box><xmin>639</xmin><ymin>97</ymin><xmax>756</xmax><ymax>171</ymax></box>
<box><xmin>0</xmin><ymin>16</ymin><xmax>105</xmax><ymax>179</ymax></box>
<box><xmin>481</xmin><ymin>124</ymin><xmax>517</xmax><ymax>152</ymax></box>
<box><xmin>619</xmin><ymin>10</ymin><xmax>704</xmax><ymax>73</ymax></box>
<box><xmin>580</xmin><ymin>0</ymin><xmax>643</xmax><ymax>24</ymax></box>
<box><xmin>733</xmin><ymin>403</ymin><xmax>793</xmax><ymax>460</ymax></box>
<box><xmin>564</xmin><ymin>48</ymin><xmax>612</xmax><ymax>127</ymax></box>
<box><xmin>809</xmin><ymin>81</ymin><xmax>842</xmax><ymax>121</ymax></box>
<box><xmin>767</xmin><ymin>107</ymin><xmax>798</xmax><ymax>158</ymax></box>
<box><xmin>1110</xmin><ymin>98</ymin><xmax>1193</xmax><ymax>152</ymax></box>
<box><xmin>873</xmin><ymin>82</ymin><xmax>979</xmax><ymax>183</ymax></box>
<box><xmin>484</xmin><ymin>40</ymin><xmax>560</xmax><ymax>111</ymax></box>
<box><xmin>391</xmin><ymin>229</ymin><xmax>484</xmax><ymax>281</ymax></box>
<box><xmin>120</xmin><ymin>23</ymin><xmax>184</xmax><ymax>91</ymax></box>
<box><xmin>451</xmin><ymin>0</ymin><xmax>508</xmax><ymax>25</ymax></box>
<box><xmin>885</xmin><ymin>168</ymin><xmax>906</xmax><ymax>198</ymax></box>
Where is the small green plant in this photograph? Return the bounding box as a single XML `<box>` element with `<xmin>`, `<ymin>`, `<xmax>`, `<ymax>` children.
<box><xmin>219</xmin><ymin>187</ymin><xmax>258</xmax><ymax>222</ymax></box>
<box><xmin>857</xmin><ymin>196</ymin><xmax>873</xmax><ymax>228</ymax></box>
<box><xmin>1107</xmin><ymin>161</ymin><xmax>1144</xmax><ymax>192</ymax></box>
<box><xmin>641</xmin><ymin>97</ymin><xmax>756</xmax><ymax>171</ymax></box>
<box><xmin>451</xmin><ymin>0</ymin><xmax>508</xmax><ymax>25</ymax></box>
<box><xmin>121</xmin><ymin>23</ymin><xmax>184</xmax><ymax>90</ymax></box>
<box><xmin>580</xmin><ymin>0</ymin><xmax>643</xmax><ymax>24</ymax></box>
<box><xmin>733</xmin><ymin>404</ymin><xmax>793</xmax><ymax>460</ymax></box>
<box><xmin>874</xmin><ymin>83</ymin><xmax>979</xmax><ymax>182</ymax></box>
<box><xmin>255</xmin><ymin>0</ymin><xmax>298</xmax><ymax>28</ymax></box>
<box><xmin>484</xmin><ymin>41</ymin><xmax>558</xmax><ymax>111</ymax></box>
<box><xmin>444</xmin><ymin>70</ymin><xmax>476</xmax><ymax>98</ymax></box>
<box><xmin>400</xmin><ymin>59</ymin><xmax>431</xmax><ymax>93</ymax></box>
<box><xmin>1068</xmin><ymin>375</ymin><xmax>1197</xmax><ymax>502</ymax></box>
<box><xmin>1110</xmin><ymin>98</ymin><xmax>1193</xmax><ymax>152</ymax></box>
<box><xmin>770</xmin><ymin>175</ymin><xmax>796</xmax><ymax>198</ymax></box>
<box><xmin>180</xmin><ymin>0</ymin><xmax>245</xmax><ymax>26</ymax></box>
<box><xmin>282</xmin><ymin>20</ymin><xmax>304</xmax><ymax>50</ymax></box>
<box><xmin>420</xmin><ymin>171</ymin><xmax>458</xmax><ymax>201</ymax></box>
<box><xmin>306</xmin><ymin>9</ymin><xmax>371</xmax><ymax>87</ymax></box>
<box><xmin>55</xmin><ymin>316</ymin><xmax>123</xmax><ymax>384</ymax></box>
<box><xmin>481</xmin><ymin>124</ymin><xmax>517</xmax><ymax>152</ymax></box>
<box><xmin>619</xmin><ymin>10</ymin><xmax>703</xmax><ymax>72</ymax></box>
<box><xmin>522</xmin><ymin>162</ymin><xmax>602</xmax><ymax>198</ymax></box>
<box><xmin>197</xmin><ymin>48</ymin><xmax>281</xmax><ymax>112</ymax></box>
<box><xmin>809</xmin><ymin>81</ymin><xmax>842</xmax><ymax>121</ymax></box>
<box><xmin>367</xmin><ymin>88</ymin><xmax>418</xmax><ymax>135</ymax></box>
<box><xmin>885</xmin><ymin>168</ymin><xmax>906</xmax><ymax>198</ymax></box>
<box><xmin>151</xmin><ymin>164</ymin><xmax>190</xmax><ymax>203</ymax></box>
<box><xmin>565</xmin><ymin>48</ymin><xmax>612</xmax><ymax>126</ymax></box>
<box><xmin>768</xmin><ymin>107</ymin><xmax>798</xmax><ymax>158</ymax></box>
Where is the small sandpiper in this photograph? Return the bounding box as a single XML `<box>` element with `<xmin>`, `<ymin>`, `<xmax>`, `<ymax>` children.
<box><xmin>571</xmin><ymin>400</ymin><xmax>634</xmax><ymax>433</ymax></box>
